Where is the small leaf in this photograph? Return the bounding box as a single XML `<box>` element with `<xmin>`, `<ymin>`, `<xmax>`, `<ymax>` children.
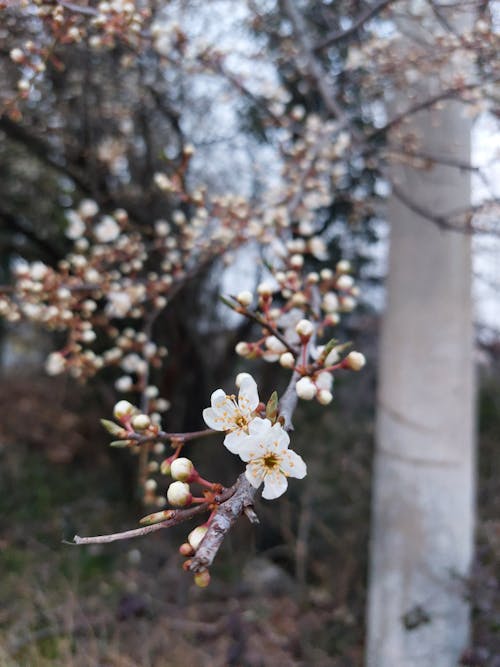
<box><xmin>265</xmin><ymin>391</ymin><xmax>279</xmax><ymax>423</ymax></box>
<box><xmin>219</xmin><ymin>295</ymin><xmax>238</xmax><ymax>311</ymax></box>
<box><xmin>139</xmin><ymin>509</ymin><xmax>175</xmax><ymax>525</ymax></box>
<box><xmin>317</xmin><ymin>338</ymin><xmax>339</xmax><ymax>364</ymax></box>
<box><xmin>101</xmin><ymin>419</ymin><xmax>126</xmax><ymax>437</ymax></box>
<box><xmin>109</xmin><ymin>439</ymin><xmax>132</xmax><ymax>448</ymax></box>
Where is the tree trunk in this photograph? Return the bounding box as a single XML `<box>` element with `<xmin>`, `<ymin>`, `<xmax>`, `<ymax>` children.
<box><xmin>366</xmin><ymin>85</ymin><xmax>476</xmax><ymax>667</ymax></box>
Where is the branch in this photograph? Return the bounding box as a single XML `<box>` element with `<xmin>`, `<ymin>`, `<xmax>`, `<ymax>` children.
<box><xmin>280</xmin><ymin>0</ymin><xmax>355</xmax><ymax>128</ymax></box>
<box><xmin>314</xmin><ymin>0</ymin><xmax>395</xmax><ymax>51</ymax></box>
<box><xmin>0</xmin><ymin>117</ymin><xmax>93</xmax><ymax>195</ymax></box>
<box><xmin>367</xmin><ymin>78</ymin><xmax>500</xmax><ymax>142</ymax></box>
<box><xmin>71</xmin><ymin>489</ymin><xmax>235</xmax><ymax>545</ymax></box>
<box><xmin>188</xmin><ymin>370</ymin><xmax>300</xmax><ymax>572</ymax></box>
<box><xmin>188</xmin><ymin>473</ymin><xmax>259</xmax><ymax>572</ymax></box>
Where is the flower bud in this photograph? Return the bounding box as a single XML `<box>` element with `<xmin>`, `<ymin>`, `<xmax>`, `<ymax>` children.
<box><xmin>144</xmin><ymin>479</ymin><xmax>157</xmax><ymax>492</ymax></box>
<box><xmin>290</xmin><ymin>254</ymin><xmax>304</xmax><ymax>269</ymax></box>
<box><xmin>257</xmin><ymin>282</ymin><xmax>273</xmax><ymax>297</ymax></box>
<box><xmin>179</xmin><ymin>542</ymin><xmax>194</xmax><ymax>556</ymax></box>
<box><xmin>280</xmin><ymin>352</ymin><xmax>295</xmax><ymax>369</ymax></box>
<box><xmin>235</xmin><ymin>341</ymin><xmax>250</xmax><ymax>356</ymax></box>
<box><xmin>167</xmin><ymin>481</ymin><xmax>192</xmax><ymax>507</ymax></box>
<box><xmin>10</xmin><ymin>48</ymin><xmax>24</xmax><ymax>63</ymax></box>
<box><xmin>322</xmin><ymin>292</ymin><xmax>339</xmax><ymax>313</ymax></box>
<box><xmin>295</xmin><ymin>377</ymin><xmax>317</xmax><ymax>400</ymax></box>
<box><xmin>317</xmin><ymin>389</ymin><xmax>333</xmax><ymax>405</ymax></box>
<box><xmin>113</xmin><ymin>400</ymin><xmax>135</xmax><ymax>420</ymax></box>
<box><xmin>265</xmin><ymin>336</ymin><xmax>287</xmax><ymax>354</ymax></box>
<box><xmin>340</xmin><ymin>296</ymin><xmax>357</xmax><ymax>312</ymax></box>
<box><xmin>337</xmin><ymin>274</ymin><xmax>354</xmax><ymax>290</ymax></box>
<box><xmin>345</xmin><ymin>351</ymin><xmax>366</xmax><ymax>371</ymax></box>
<box><xmin>188</xmin><ymin>525</ymin><xmax>208</xmax><ymax>551</ymax></box>
<box><xmin>295</xmin><ymin>319</ymin><xmax>314</xmax><ymax>338</ymax></box>
<box><xmin>336</xmin><ymin>260</ymin><xmax>351</xmax><ymax>274</ymax></box>
<box><xmin>170</xmin><ymin>457</ymin><xmax>194</xmax><ymax>482</ymax></box>
<box><xmin>131</xmin><ymin>413</ymin><xmax>151</xmax><ymax>431</ymax></box>
<box><xmin>236</xmin><ymin>291</ymin><xmax>253</xmax><ymax>307</ymax></box>
<box><xmin>194</xmin><ymin>570</ymin><xmax>211</xmax><ymax>588</ymax></box>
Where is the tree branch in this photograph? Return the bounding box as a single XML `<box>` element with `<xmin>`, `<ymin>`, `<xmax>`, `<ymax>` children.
<box><xmin>314</xmin><ymin>0</ymin><xmax>395</xmax><ymax>51</ymax></box>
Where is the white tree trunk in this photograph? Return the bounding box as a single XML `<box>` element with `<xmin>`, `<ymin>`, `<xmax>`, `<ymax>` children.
<box><xmin>366</xmin><ymin>92</ymin><xmax>476</xmax><ymax>666</ymax></box>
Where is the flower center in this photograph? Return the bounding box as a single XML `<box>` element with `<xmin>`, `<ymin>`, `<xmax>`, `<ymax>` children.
<box><xmin>262</xmin><ymin>453</ymin><xmax>280</xmax><ymax>470</ymax></box>
<box><xmin>235</xmin><ymin>414</ymin><xmax>248</xmax><ymax>429</ymax></box>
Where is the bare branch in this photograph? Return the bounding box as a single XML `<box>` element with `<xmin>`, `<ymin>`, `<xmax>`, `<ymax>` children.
<box><xmin>314</xmin><ymin>0</ymin><xmax>395</xmax><ymax>51</ymax></box>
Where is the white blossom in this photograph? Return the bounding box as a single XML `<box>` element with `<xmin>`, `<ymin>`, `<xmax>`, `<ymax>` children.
<box><xmin>94</xmin><ymin>215</ymin><xmax>120</xmax><ymax>243</ymax></box>
<box><xmin>236</xmin><ymin>418</ymin><xmax>306</xmax><ymax>500</ymax></box>
<box><xmin>45</xmin><ymin>352</ymin><xmax>66</xmax><ymax>376</ymax></box>
<box><xmin>203</xmin><ymin>375</ymin><xmax>260</xmax><ymax>453</ymax></box>
<box><xmin>65</xmin><ymin>210</ymin><xmax>86</xmax><ymax>240</ymax></box>
<box><xmin>106</xmin><ymin>291</ymin><xmax>132</xmax><ymax>318</ymax></box>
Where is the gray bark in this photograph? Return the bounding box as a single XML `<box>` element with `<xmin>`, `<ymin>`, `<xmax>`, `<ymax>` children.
<box><xmin>366</xmin><ymin>73</ymin><xmax>476</xmax><ymax>667</ymax></box>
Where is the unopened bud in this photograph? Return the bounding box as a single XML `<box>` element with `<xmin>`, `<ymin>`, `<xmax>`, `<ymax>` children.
<box><xmin>179</xmin><ymin>542</ymin><xmax>194</xmax><ymax>556</ymax></box>
<box><xmin>236</xmin><ymin>291</ymin><xmax>253</xmax><ymax>307</ymax></box>
<box><xmin>144</xmin><ymin>478</ymin><xmax>157</xmax><ymax>492</ymax></box>
<box><xmin>10</xmin><ymin>48</ymin><xmax>24</xmax><ymax>63</ymax></box>
<box><xmin>295</xmin><ymin>377</ymin><xmax>317</xmax><ymax>400</ymax></box>
<box><xmin>113</xmin><ymin>400</ymin><xmax>135</xmax><ymax>420</ymax></box>
<box><xmin>280</xmin><ymin>352</ymin><xmax>295</xmax><ymax>369</ymax></box>
<box><xmin>345</xmin><ymin>351</ymin><xmax>366</xmax><ymax>371</ymax></box>
<box><xmin>295</xmin><ymin>319</ymin><xmax>314</xmax><ymax>338</ymax></box>
<box><xmin>340</xmin><ymin>296</ymin><xmax>357</xmax><ymax>312</ymax></box>
<box><xmin>290</xmin><ymin>254</ymin><xmax>304</xmax><ymax>269</ymax></box>
<box><xmin>337</xmin><ymin>274</ymin><xmax>354</xmax><ymax>290</ymax></box>
<box><xmin>257</xmin><ymin>282</ymin><xmax>273</xmax><ymax>297</ymax></box>
<box><xmin>336</xmin><ymin>260</ymin><xmax>351</xmax><ymax>274</ymax></box>
<box><xmin>188</xmin><ymin>525</ymin><xmax>208</xmax><ymax>551</ymax></box>
<box><xmin>322</xmin><ymin>292</ymin><xmax>339</xmax><ymax>313</ymax></box>
<box><xmin>194</xmin><ymin>570</ymin><xmax>211</xmax><ymax>588</ymax></box>
<box><xmin>170</xmin><ymin>457</ymin><xmax>194</xmax><ymax>482</ymax></box>
<box><xmin>235</xmin><ymin>341</ymin><xmax>250</xmax><ymax>356</ymax></box>
<box><xmin>317</xmin><ymin>389</ymin><xmax>333</xmax><ymax>405</ymax></box>
<box><xmin>131</xmin><ymin>413</ymin><xmax>151</xmax><ymax>431</ymax></box>
<box><xmin>167</xmin><ymin>481</ymin><xmax>192</xmax><ymax>507</ymax></box>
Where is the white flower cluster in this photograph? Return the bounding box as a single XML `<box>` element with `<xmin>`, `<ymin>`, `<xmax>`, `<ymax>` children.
<box><xmin>203</xmin><ymin>374</ymin><xmax>306</xmax><ymax>500</ymax></box>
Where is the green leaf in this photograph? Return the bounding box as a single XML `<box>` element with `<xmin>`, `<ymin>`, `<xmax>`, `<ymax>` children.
<box><xmin>317</xmin><ymin>338</ymin><xmax>339</xmax><ymax>364</ymax></box>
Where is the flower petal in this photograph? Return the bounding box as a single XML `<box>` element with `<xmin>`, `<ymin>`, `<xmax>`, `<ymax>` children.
<box><xmin>272</xmin><ymin>422</ymin><xmax>290</xmax><ymax>448</ymax></box>
<box><xmin>280</xmin><ymin>450</ymin><xmax>307</xmax><ymax>479</ymax></box>
<box><xmin>262</xmin><ymin>471</ymin><xmax>288</xmax><ymax>499</ymax></box>
<box><xmin>238</xmin><ymin>376</ymin><xmax>259</xmax><ymax>413</ymax></box>
<box><xmin>233</xmin><ymin>434</ymin><xmax>261</xmax><ymax>461</ymax></box>
<box><xmin>248</xmin><ymin>417</ymin><xmax>272</xmax><ymax>436</ymax></box>
<box><xmin>223</xmin><ymin>430</ymin><xmax>246</xmax><ymax>454</ymax></box>
<box><xmin>203</xmin><ymin>407</ymin><xmax>224</xmax><ymax>431</ymax></box>
<box><xmin>245</xmin><ymin>463</ymin><xmax>265</xmax><ymax>488</ymax></box>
